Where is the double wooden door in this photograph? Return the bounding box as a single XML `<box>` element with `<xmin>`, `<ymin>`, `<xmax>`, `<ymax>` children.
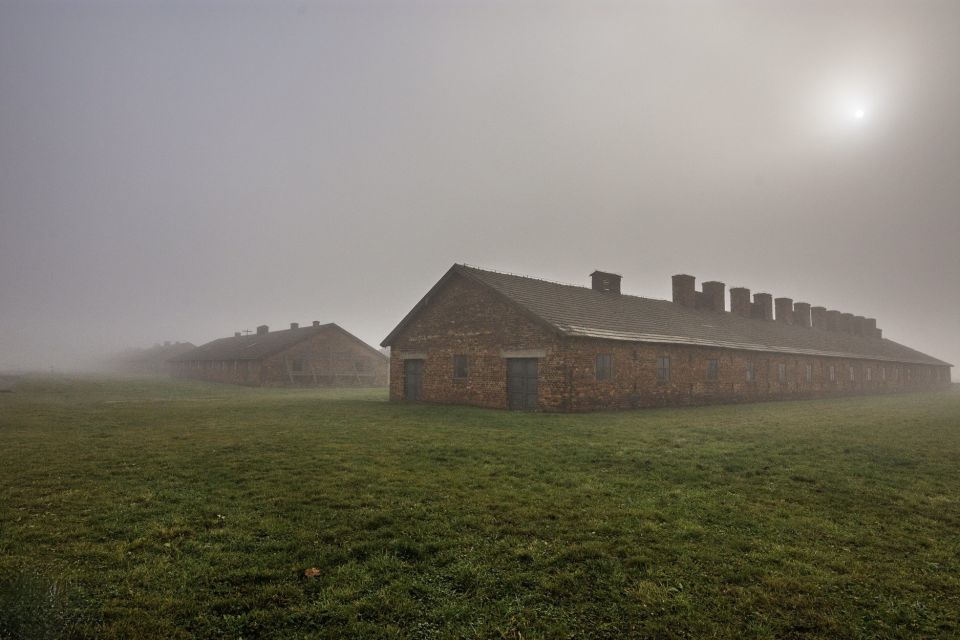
<box><xmin>506</xmin><ymin>358</ymin><xmax>539</xmax><ymax>410</ymax></box>
<box><xmin>404</xmin><ymin>359</ymin><xmax>424</xmax><ymax>401</ymax></box>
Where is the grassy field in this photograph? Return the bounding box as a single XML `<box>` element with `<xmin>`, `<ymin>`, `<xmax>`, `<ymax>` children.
<box><xmin>1</xmin><ymin>376</ymin><xmax>959</xmax><ymax>639</ymax></box>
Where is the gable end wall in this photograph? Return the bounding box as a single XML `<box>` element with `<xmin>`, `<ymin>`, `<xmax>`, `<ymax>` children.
<box><xmin>388</xmin><ymin>273</ymin><xmax>564</xmax><ymax>409</ymax></box>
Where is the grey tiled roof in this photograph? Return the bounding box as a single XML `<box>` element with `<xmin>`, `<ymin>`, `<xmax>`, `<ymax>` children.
<box><xmin>171</xmin><ymin>323</ymin><xmax>386</xmax><ymax>363</ymax></box>
<box><xmin>454</xmin><ymin>265</ymin><xmax>949</xmax><ymax>367</ymax></box>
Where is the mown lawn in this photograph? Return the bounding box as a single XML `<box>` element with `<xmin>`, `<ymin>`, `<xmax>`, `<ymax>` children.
<box><xmin>1</xmin><ymin>376</ymin><xmax>958</xmax><ymax>639</ymax></box>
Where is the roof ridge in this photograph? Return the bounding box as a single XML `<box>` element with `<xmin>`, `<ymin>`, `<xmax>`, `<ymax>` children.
<box><xmin>458</xmin><ymin>263</ymin><xmax>585</xmax><ymax>290</ymax></box>
<box><xmin>457</xmin><ymin>263</ymin><xmax>669</xmax><ymax>304</ymax></box>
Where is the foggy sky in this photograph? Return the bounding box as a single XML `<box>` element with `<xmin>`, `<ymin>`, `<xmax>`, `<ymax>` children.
<box><xmin>1</xmin><ymin>1</ymin><xmax>958</xmax><ymax>378</ymax></box>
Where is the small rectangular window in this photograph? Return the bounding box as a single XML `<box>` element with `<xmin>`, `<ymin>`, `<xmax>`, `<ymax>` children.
<box><xmin>778</xmin><ymin>363</ymin><xmax>786</xmax><ymax>384</ymax></box>
<box><xmin>596</xmin><ymin>353</ymin><xmax>613</xmax><ymax>381</ymax></box>
<box><xmin>805</xmin><ymin>364</ymin><xmax>812</xmax><ymax>383</ymax></box>
<box><xmin>866</xmin><ymin>367</ymin><xmax>872</xmax><ymax>381</ymax></box>
<box><xmin>849</xmin><ymin>366</ymin><xmax>855</xmax><ymax>382</ymax></box>
<box><xmin>745</xmin><ymin>362</ymin><xmax>754</xmax><ymax>383</ymax></box>
<box><xmin>706</xmin><ymin>359</ymin><xmax>719</xmax><ymax>381</ymax></box>
<box><xmin>453</xmin><ymin>355</ymin><xmax>468</xmax><ymax>379</ymax></box>
<box><xmin>829</xmin><ymin>365</ymin><xmax>836</xmax><ymax>382</ymax></box>
<box><xmin>657</xmin><ymin>356</ymin><xmax>670</xmax><ymax>383</ymax></box>
<box><xmin>881</xmin><ymin>366</ymin><xmax>886</xmax><ymax>381</ymax></box>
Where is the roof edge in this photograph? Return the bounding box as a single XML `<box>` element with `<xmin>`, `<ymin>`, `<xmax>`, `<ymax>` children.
<box><xmin>381</xmin><ymin>264</ymin><xmax>565</xmax><ymax>347</ymax></box>
<box><xmin>171</xmin><ymin>323</ymin><xmax>338</xmax><ymax>362</ymax></box>
<box><xmin>381</xmin><ymin>265</ymin><xmax>461</xmax><ymax>347</ymax></box>
<box><xmin>559</xmin><ymin>330</ymin><xmax>951</xmax><ymax>366</ymax></box>
<box><xmin>326</xmin><ymin>323</ymin><xmax>388</xmax><ymax>360</ymax></box>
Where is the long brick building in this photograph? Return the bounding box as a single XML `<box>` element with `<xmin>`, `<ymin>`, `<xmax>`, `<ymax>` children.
<box><xmin>381</xmin><ymin>265</ymin><xmax>952</xmax><ymax>411</ymax></box>
<box><xmin>171</xmin><ymin>322</ymin><xmax>387</xmax><ymax>387</ymax></box>
<box><xmin>107</xmin><ymin>341</ymin><xmax>196</xmax><ymax>376</ymax></box>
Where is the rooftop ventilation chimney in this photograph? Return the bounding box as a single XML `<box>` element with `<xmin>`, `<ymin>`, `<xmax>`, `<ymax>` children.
<box><xmin>793</xmin><ymin>302</ymin><xmax>811</xmax><ymax>328</ymax></box>
<box><xmin>775</xmin><ymin>298</ymin><xmax>794</xmax><ymax>324</ymax></box>
<box><xmin>290</xmin><ymin>322</ymin><xmax>299</xmax><ymax>330</ymax></box>
<box><xmin>312</xmin><ymin>320</ymin><xmax>321</xmax><ymax>327</ymax></box>
<box><xmin>234</xmin><ymin>332</ymin><xmax>241</xmax><ymax>338</ymax></box>
<box><xmin>730</xmin><ymin>287</ymin><xmax>751</xmax><ymax>317</ymax></box>
<box><xmin>753</xmin><ymin>293</ymin><xmax>774</xmax><ymax>320</ymax></box>
<box><xmin>811</xmin><ymin>306</ymin><xmax>827</xmax><ymax>330</ymax></box>
<box><xmin>257</xmin><ymin>325</ymin><xmax>269</xmax><ymax>336</ymax></box>
<box><xmin>591</xmin><ymin>270</ymin><xmax>621</xmax><ymax>294</ymax></box>
<box><xmin>839</xmin><ymin>313</ymin><xmax>855</xmax><ymax>333</ymax></box>
<box><xmin>853</xmin><ymin>316</ymin><xmax>866</xmax><ymax>336</ymax></box>
<box><xmin>672</xmin><ymin>274</ymin><xmax>696</xmax><ymax>308</ymax></box>
<box><xmin>825</xmin><ymin>310</ymin><xmax>841</xmax><ymax>331</ymax></box>
<box><xmin>701</xmin><ymin>281</ymin><xmax>726</xmax><ymax>312</ymax></box>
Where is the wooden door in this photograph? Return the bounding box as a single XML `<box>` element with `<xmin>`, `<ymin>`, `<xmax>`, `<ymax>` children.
<box><xmin>507</xmin><ymin>358</ymin><xmax>539</xmax><ymax>410</ymax></box>
<box><xmin>404</xmin><ymin>359</ymin><xmax>424</xmax><ymax>401</ymax></box>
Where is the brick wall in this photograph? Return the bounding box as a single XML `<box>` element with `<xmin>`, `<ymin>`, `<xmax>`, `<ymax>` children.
<box><xmin>560</xmin><ymin>340</ymin><xmax>951</xmax><ymax>411</ymax></box>
<box><xmin>388</xmin><ymin>272</ymin><xmax>952</xmax><ymax>411</ymax></box>
<box><xmin>388</xmin><ymin>273</ymin><xmax>564</xmax><ymax>409</ymax></box>
<box><xmin>260</xmin><ymin>331</ymin><xmax>387</xmax><ymax>387</ymax></box>
<box><xmin>171</xmin><ymin>359</ymin><xmax>264</xmax><ymax>386</ymax></box>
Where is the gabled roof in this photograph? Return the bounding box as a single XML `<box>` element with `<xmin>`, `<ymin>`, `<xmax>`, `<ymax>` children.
<box><xmin>383</xmin><ymin>264</ymin><xmax>951</xmax><ymax>367</ymax></box>
<box><xmin>172</xmin><ymin>323</ymin><xmax>386</xmax><ymax>362</ymax></box>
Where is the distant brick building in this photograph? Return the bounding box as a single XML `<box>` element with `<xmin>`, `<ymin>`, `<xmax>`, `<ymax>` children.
<box><xmin>171</xmin><ymin>322</ymin><xmax>387</xmax><ymax>387</ymax></box>
<box><xmin>381</xmin><ymin>265</ymin><xmax>952</xmax><ymax>411</ymax></box>
<box><xmin>108</xmin><ymin>341</ymin><xmax>196</xmax><ymax>376</ymax></box>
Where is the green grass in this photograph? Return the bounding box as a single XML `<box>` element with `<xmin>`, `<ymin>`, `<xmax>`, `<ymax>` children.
<box><xmin>1</xmin><ymin>375</ymin><xmax>959</xmax><ymax>639</ymax></box>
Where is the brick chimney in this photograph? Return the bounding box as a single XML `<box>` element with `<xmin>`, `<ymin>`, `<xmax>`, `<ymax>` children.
<box><xmin>866</xmin><ymin>318</ymin><xmax>882</xmax><ymax>339</ymax></box>
<box><xmin>853</xmin><ymin>316</ymin><xmax>865</xmax><ymax>336</ymax></box>
<box><xmin>825</xmin><ymin>310</ymin><xmax>841</xmax><ymax>331</ymax></box>
<box><xmin>257</xmin><ymin>325</ymin><xmax>269</xmax><ymax>335</ymax></box>
<box><xmin>290</xmin><ymin>322</ymin><xmax>299</xmax><ymax>330</ymax></box>
<box><xmin>672</xmin><ymin>274</ymin><xmax>696</xmax><ymax>307</ymax></box>
<box><xmin>793</xmin><ymin>302</ymin><xmax>811</xmax><ymax>328</ymax></box>
<box><xmin>591</xmin><ymin>270</ymin><xmax>621</xmax><ymax>294</ymax></box>
<box><xmin>775</xmin><ymin>297</ymin><xmax>794</xmax><ymax>324</ymax></box>
<box><xmin>753</xmin><ymin>293</ymin><xmax>774</xmax><ymax>320</ymax></box>
<box><xmin>730</xmin><ymin>287</ymin><xmax>752</xmax><ymax>318</ymax></box>
<box><xmin>701</xmin><ymin>281</ymin><xmax>726</xmax><ymax>312</ymax></box>
<box><xmin>839</xmin><ymin>313</ymin><xmax>855</xmax><ymax>333</ymax></box>
<box><xmin>811</xmin><ymin>306</ymin><xmax>827</xmax><ymax>330</ymax></box>
<box><xmin>312</xmin><ymin>320</ymin><xmax>321</xmax><ymax>327</ymax></box>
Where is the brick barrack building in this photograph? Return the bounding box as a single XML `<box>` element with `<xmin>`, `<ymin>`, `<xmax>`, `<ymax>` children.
<box><xmin>381</xmin><ymin>265</ymin><xmax>952</xmax><ymax>411</ymax></box>
<box><xmin>171</xmin><ymin>322</ymin><xmax>387</xmax><ymax>387</ymax></box>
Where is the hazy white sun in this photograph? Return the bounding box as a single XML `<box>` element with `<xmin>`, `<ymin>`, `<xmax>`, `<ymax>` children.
<box><xmin>853</xmin><ymin>109</ymin><xmax>865</xmax><ymax>119</ymax></box>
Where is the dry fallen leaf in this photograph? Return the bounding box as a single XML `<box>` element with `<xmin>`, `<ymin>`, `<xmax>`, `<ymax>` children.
<box><xmin>303</xmin><ymin>567</ymin><xmax>321</xmax><ymax>578</ymax></box>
